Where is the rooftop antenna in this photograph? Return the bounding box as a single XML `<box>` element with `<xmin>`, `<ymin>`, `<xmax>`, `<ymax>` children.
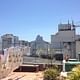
<box><xmin>72</xmin><ymin>20</ymin><xmax>75</xmax><ymax>31</ymax></box>
<box><xmin>68</xmin><ymin>20</ymin><xmax>70</xmax><ymax>29</ymax></box>
<box><xmin>68</xmin><ymin>19</ymin><xmax>70</xmax><ymax>25</ymax></box>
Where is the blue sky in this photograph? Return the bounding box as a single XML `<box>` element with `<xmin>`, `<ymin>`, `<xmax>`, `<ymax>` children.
<box><xmin>0</xmin><ymin>0</ymin><xmax>80</xmax><ymax>42</ymax></box>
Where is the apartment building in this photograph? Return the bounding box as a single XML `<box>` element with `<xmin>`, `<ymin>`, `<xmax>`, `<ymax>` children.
<box><xmin>1</xmin><ymin>34</ymin><xmax>19</xmax><ymax>49</ymax></box>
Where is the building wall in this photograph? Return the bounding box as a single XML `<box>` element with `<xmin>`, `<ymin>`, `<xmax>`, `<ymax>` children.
<box><xmin>0</xmin><ymin>38</ymin><xmax>2</xmax><ymax>50</ymax></box>
<box><xmin>51</xmin><ymin>30</ymin><xmax>75</xmax><ymax>43</ymax></box>
<box><xmin>1</xmin><ymin>34</ymin><xmax>19</xmax><ymax>49</ymax></box>
<box><xmin>76</xmin><ymin>40</ymin><xmax>80</xmax><ymax>59</ymax></box>
<box><xmin>23</xmin><ymin>46</ymin><xmax>31</xmax><ymax>56</ymax></box>
<box><xmin>30</xmin><ymin>35</ymin><xmax>50</xmax><ymax>56</ymax></box>
<box><xmin>14</xmin><ymin>36</ymin><xmax>19</xmax><ymax>46</ymax></box>
<box><xmin>51</xmin><ymin>24</ymin><xmax>76</xmax><ymax>59</ymax></box>
<box><xmin>19</xmin><ymin>40</ymin><xmax>30</xmax><ymax>47</ymax></box>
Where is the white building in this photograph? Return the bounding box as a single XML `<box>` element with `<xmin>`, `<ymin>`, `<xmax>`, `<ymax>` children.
<box><xmin>51</xmin><ymin>23</ymin><xmax>80</xmax><ymax>60</ymax></box>
<box><xmin>30</xmin><ymin>35</ymin><xmax>50</xmax><ymax>56</ymax></box>
<box><xmin>23</xmin><ymin>46</ymin><xmax>31</xmax><ymax>56</ymax></box>
<box><xmin>1</xmin><ymin>34</ymin><xmax>19</xmax><ymax>49</ymax></box>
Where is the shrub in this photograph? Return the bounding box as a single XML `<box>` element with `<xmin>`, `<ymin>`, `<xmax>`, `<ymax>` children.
<box><xmin>66</xmin><ymin>65</ymin><xmax>80</xmax><ymax>80</ymax></box>
<box><xmin>44</xmin><ymin>67</ymin><xmax>59</xmax><ymax>80</ymax></box>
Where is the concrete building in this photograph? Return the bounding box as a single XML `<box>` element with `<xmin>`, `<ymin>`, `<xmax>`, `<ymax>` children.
<box><xmin>0</xmin><ymin>38</ymin><xmax>2</xmax><ymax>50</ymax></box>
<box><xmin>19</xmin><ymin>40</ymin><xmax>31</xmax><ymax>56</ymax></box>
<box><xmin>51</xmin><ymin>22</ymin><xmax>80</xmax><ymax>60</ymax></box>
<box><xmin>30</xmin><ymin>35</ymin><xmax>50</xmax><ymax>56</ymax></box>
<box><xmin>19</xmin><ymin>40</ymin><xmax>30</xmax><ymax>47</ymax></box>
<box><xmin>1</xmin><ymin>34</ymin><xmax>19</xmax><ymax>49</ymax></box>
<box><xmin>76</xmin><ymin>38</ymin><xmax>80</xmax><ymax>60</ymax></box>
<box><xmin>23</xmin><ymin>46</ymin><xmax>31</xmax><ymax>56</ymax></box>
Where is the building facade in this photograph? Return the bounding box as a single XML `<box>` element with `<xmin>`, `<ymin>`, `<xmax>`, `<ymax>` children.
<box><xmin>30</xmin><ymin>35</ymin><xmax>50</xmax><ymax>56</ymax></box>
<box><xmin>19</xmin><ymin>40</ymin><xmax>30</xmax><ymax>47</ymax></box>
<box><xmin>0</xmin><ymin>38</ymin><xmax>2</xmax><ymax>50</ymax></box>
<box><xmin>76</xmin><ymin>39</ymin><xmax>80</xmax><ymax>59</ymax></box>
<box><xmin>1</xmin><ymin>34</ymin><xmax>19</xmax><ymax>49</ymax></box>
<box><xmin>22</xmin><ymin>46</ymin><xmax>31</xmax><ymax>56</ymax></box>
<box><xmin>51</xmin><ymin>22</ymin><xmax>80</xmax><ymax>59</ymax></box>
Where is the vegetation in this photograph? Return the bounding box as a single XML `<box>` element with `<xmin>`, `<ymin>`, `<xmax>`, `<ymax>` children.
<box><xmin>43</xmin><ymin>65</ymin><xmax>59</xmax><ymax>80</ymax></box>
<box><xmin>44</xmin><ymin>65</ymin><xmax>80</xmax><ymax>80</ymax></box>
<box><xmin>66</xmin><ymin>65</ymin><xmax>80</xmax><ymax>80</ymax></box>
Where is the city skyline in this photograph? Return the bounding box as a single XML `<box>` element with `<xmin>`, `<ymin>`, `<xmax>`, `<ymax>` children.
<box><xmin>0</xmin><ymin>0</ymin><xmax>80</xmax><ymax>42</ymax></box>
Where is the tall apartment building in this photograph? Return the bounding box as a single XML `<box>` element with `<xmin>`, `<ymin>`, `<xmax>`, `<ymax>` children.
<box><xmin>51</xmin><ymin>22</ymin><xmax>80</xmax><ymax>60</ymax></box>
<box><xmin>1</xmin><ymin>34</ymin><xmax>19</xmax><ymax>49</ymax></box>
<box><xmin>30</xmin><ymin>35</ymin><xmax>50</xmax><ymax>56</ymax></box>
